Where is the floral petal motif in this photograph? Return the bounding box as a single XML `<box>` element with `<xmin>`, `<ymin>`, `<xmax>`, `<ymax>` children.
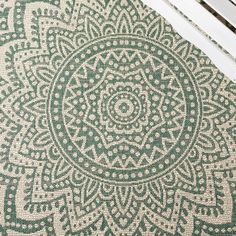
<box><xmin>33</xmin><ymin>66</ymin><xmax>54</xmax><ymax>84</ymax></box>
<box><xmin>85</xmin><ymin>17</ymin><xmax>102</xmax><ymax>39</ymax></box>
<box><xmin>32</xmin><ymin>130</ymin><xmax>52</xmax><ymax>147</ymax></box>
<box><xmin>0</xmin><ymin>0</ymin><xmax>236</xmax><ymax>235</ymax></box>
<box><xmin>56</xmin><ymin>36</ymin><xmax>75</xmax><ymax>58</ymax></box>
<box><xmin>176</xmin><ymin>160</ymin><xmax>196</xmax><ymax>185</ymax></box>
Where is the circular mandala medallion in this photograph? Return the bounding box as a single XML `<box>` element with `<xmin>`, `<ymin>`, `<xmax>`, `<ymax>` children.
<box><xmin>48</xmin><ymin>36</ymin><xmax>201</xmax><ymax>184</ymax></box>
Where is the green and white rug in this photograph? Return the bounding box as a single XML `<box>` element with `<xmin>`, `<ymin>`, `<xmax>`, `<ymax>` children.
<box><xmin>0</xmin><ymin>0</ymin><xmax>236</xmax><ymax>235</ymax></box>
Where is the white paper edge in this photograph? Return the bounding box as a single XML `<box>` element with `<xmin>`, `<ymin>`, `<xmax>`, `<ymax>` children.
<box><xmin>142</xmin><ymin>0</ymin><xmax>236</xmax><ymax>81</ymax></box>
<box><xmin>203</xmin><ymin>0</ymin><xmax>236</xmax><ymax>28</ymax></box>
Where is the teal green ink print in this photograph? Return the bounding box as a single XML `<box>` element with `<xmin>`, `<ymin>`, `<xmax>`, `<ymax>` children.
<box><xmin>0</xmin><ymin>0</ymin><xmax>236</xmax><ymax>235</ymax></box>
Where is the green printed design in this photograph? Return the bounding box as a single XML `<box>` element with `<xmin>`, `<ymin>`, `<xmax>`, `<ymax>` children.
<box><xmin>0</xmin><ymin>0</ymin><xmax>236</xmax><ymax>235</ymax></box>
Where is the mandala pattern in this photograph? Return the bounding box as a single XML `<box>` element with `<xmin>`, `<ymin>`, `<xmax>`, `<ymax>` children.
<box><xmin>0</xmin><ymin>0</ymin><xmax>236</xmax><ymax>235</ymax></box>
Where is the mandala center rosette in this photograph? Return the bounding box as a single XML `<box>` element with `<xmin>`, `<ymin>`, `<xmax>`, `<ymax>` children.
<box><xmin>48</xmin><ymin>36</ymin><xmax>200</xmax><ymax>184</ymax></box>
<box><xmin>98</xmin><ymin>82</ymin><xmax>149</xmax><ymax>132</ymax></box>
<box><xmin>87</xmin><ymin>74</ymin><xmax>151</xmax><ymax>137</ymax></box>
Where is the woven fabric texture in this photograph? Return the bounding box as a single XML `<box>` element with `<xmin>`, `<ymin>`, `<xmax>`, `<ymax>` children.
<box><xmin>0</xmin><ymin>0</ymin><xmax>236</xmax><ymax>235</ymax></box>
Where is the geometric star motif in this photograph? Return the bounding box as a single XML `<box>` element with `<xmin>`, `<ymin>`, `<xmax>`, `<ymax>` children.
<box><xmin>86</xmin><ymin>70</ymin><xmax>156</xmax><ymax>145</ymax></box>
